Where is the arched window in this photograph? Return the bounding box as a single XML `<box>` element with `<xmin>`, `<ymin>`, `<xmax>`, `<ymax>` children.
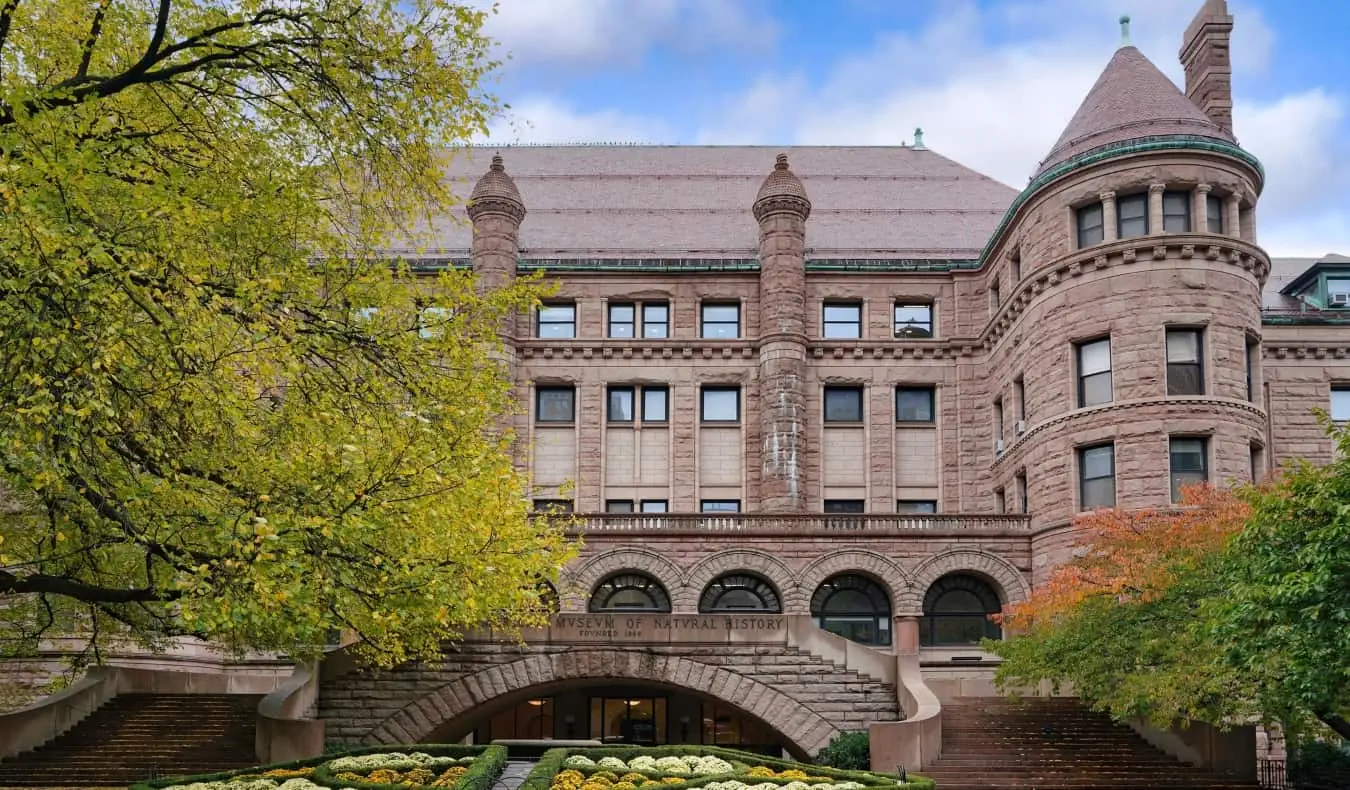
<box><xmin>810</xmin><ymin>574</ymin><xmax>891</xmax><ymax>646</ymax></box>
<box><xmin>589</xmin><ymin>573</ymin><xmax>671</xmax><ymax>613</ymax></box>
<box><xmin>699</xmin><ymin>573</ymin><xmax>782</xmax><ymax>613</ymax></box>
<box><xmin>921</xmin><ymin>573</ymin><xmax>1002</xmax><ymax>646</ymax></box>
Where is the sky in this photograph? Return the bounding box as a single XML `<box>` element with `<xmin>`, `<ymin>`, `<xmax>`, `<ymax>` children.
<box><xmin>466</xmin><ymin>0</ymin><xmax>1349</xmax><ymax>258</ymax></box>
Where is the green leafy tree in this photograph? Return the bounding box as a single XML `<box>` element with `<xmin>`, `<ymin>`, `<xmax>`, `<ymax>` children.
<box><xmin>0</xmin><ymin>0</ymin><xmax>574</xmax><ymax>668</ymax></box>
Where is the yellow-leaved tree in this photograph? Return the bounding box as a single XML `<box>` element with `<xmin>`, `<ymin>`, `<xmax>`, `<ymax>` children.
<box><xmin>0</xmin><ymin>0</ymin><xmax>574</xmax><ymax>669</ymax></box>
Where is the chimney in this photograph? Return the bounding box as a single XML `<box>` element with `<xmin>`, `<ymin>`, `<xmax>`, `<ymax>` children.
<box><xmin>1180</xmin><ymin>0</ymin><xmax>1234</xmax><ymax>134</ymax></box>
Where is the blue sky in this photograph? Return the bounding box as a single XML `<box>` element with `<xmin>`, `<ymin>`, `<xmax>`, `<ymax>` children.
<box><xmin>471</xmin><ymin>0</ymin><xmax>1348</xmax><ymax>256</ymax></box>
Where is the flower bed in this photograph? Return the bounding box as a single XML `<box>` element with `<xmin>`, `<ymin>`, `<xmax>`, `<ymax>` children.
<box><xmin>520</xmin><ymin>746</ymin><xmax>933</xmax><ymax>790</ymax></box>
<box><xmin>128</xmin><ymin>744</ymin><xmax>507</xmax><ymax>790</ymax></box>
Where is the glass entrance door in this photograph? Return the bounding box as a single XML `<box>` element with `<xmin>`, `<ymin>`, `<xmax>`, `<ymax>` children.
<box><xmin>589</xmin><ymin>697</ymin><xmax>667</xmax><ymax>744</ymax></box>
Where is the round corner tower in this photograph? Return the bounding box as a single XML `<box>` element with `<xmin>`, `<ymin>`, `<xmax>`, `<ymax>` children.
<box><xmin>467</xmin><ymin>153</ymin><xmax>526</xmax><ymax>340</ymax></box>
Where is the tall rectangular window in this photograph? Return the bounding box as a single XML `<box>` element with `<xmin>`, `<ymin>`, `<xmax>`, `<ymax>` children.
<box><xmin>896</xmin><ymin>386</ymin><xmax>936</xmax><ymax>422</ymax></box>
<box><xmin>701</xmin><ymin>303</ymin><xmax>740</xmax><ymax>339</ymax></box>
<box><xmin>1331</xmin><ymin>386</ymin><xmax>1350</xmax><ymax>422</ymax></box>
<box><xmin>824</xmin><ymin>386</ymin><xmax>864</xmax><ymax>422</ymax></box>
<box><xmin>537</xmin><ymin>303</ymin><xmax>576</xmax><ymax>339</ymax></box>
<box><xmin>1079</xmin><ymin>444</ymin><xmax>1116</xmax><ymax>509</ymax></box>
<box><xmin>823</xmin><ymin>303</ymin><xmax>863</xmax><ymax>339</ymax></box>
<box><xmin>1076</xmin><ymin>337</ymin><xmax>1112</xmax><ymax>407</ymax></box>
<box><xmin>824</xmin><ymin>499</ymin><xmax>865</xmax><ymax>513</ymax></box>
<box><xmin>1246</xmin><ymin>338</ymin><xmax>1259</xmax><ymax>402</ymax></box>
<box><xmin>897</xmin><ymin>500</ymin><xmax>937</xmax><ymax>514</ymax></box>
<box><xmin>642</xmin><ymin>303</ymin><xmax>670</xmax><ymax>338</ymax></box>
<box><xmin>608</xmin><ymin>303</ymin><xmax>635</xmax><ymax>338</ymax></box>
<box><xmin>1169</xmin><ymin>437</ymin><xmax>1208</xmax><ymax>502</ymax></box>
<box><xmin>1014</xmin><ymin>376</ymin><xmax>1026</xmax><ymax>423</ymax></box>
<box><xmin>1250</xmin><ymin>444</ymin><xmax>1264</xmax><ymax>483</ymax></box>
<box><xmin>894</xmin><ymin>303</ymin><xmax>933</xmax><ymax>338</ymax></box>
<box><xmin>1010</xmin><ymin>252</ymin><xmax>1021</xmax><ymax>284</ymax></box>
<box><xmin>990</xmin><ymin>282</ymin><xmax>1001</xmax><ymax>311</ymax></box>
<box><xmin>1117</xmin><ymin>194</ymin><xmax>1148</xmax><ymax>238</ymax></box>
<box><xmin>994</xmin><ymin>488</ymin><xmax>1006</xmax><ymax>514</ymax></box>
<box><xmin>1162</xmin><ymin>190</ymin><xmax>1191</xmax><ymax>233</ymax></box>
<box><xmin>1077</xmin><ymin>203</ymin><xmax>1104</xmax><ymax>247</ymax></box>
<box><xmin>536</xmin><ymin>386</ymin><xmax>575</xmax><ymax>423</ymax></box>
<box><xmin>1206</xmin><ymin>194</ymin><xmax>1225</xmax><ymax>233</ymax></box>
<box><xmin>701</xmin><ymin>386</ymin><xmax>740</xmax><ymax>423</ymax></box>
<box><xmin>700</xmin><ymin>500</ymin><xmax>741</xmax><ymax>513</ymax></box>
<box><xmin>607</xmin><ymin>386</ymin><xmax>635</xmax><ymax>423</ymax></box>
<box><xmin>1015</xmin><ymin>472</ymin><xmax>1028</xmax><ymax>514</ymax></box>
<box><xmin>993</xmin><ymin>397</ymin><xmax>1004</xmax><ymax>448</ymax></box>
<box><xmin>1166</xmin><ymin>329</ymin><xmax>1205</xmax><ymax>395</ymax></box>
<box><xmin>643</xmin><ymin>387</ymin><xmax>669</xmax><ymax>423</ymax></box>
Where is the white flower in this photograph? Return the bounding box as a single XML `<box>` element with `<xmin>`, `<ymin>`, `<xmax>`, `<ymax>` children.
<box><xmin>598</xmin><ymin>757</ymin><xmax>629</xmax><ymax>770</ymax></box>
<box><xmin>564</xmin><ymin>756</ymin><xmax>596</xmax><ymax>767</ymax></box>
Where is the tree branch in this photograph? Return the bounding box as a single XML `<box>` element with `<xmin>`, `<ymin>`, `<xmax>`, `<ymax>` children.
<box><xmin>0</xmin><ymin>0</ymin><xmax>19</xmax><ymax>77</ymax></box>
<box><xmin>76</xmin><ymin>0</ymin><xmax>111</xmax><ymax>79</ymax></box>
<box><xmin>0</xmin><ymin>569</ymin><xmax>172</xmax><ymax>604</ymax></box>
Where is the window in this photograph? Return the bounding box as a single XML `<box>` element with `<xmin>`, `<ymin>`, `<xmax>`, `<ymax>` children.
<box><xmin>607</xmin><ymin>386</ymin><xmax>635</xmax><ymax>422</ymax></box>
<box><xmin>536</xmin><ymin>386</ymin><xmax>575</xmax><ymax>423</ymax></box>
<box><xmin>701</xmin><ymin>386</ymin><xmax>739</xmax><ymax>422</ymax></box>
<box><xmin>533</xmin><ymin>499</ymin><xmax>573</xmax><ymax>513</ymax></box>
<box><xmin>1250</xmin><ymin>444</ymin><xmax>1264</xmax><ymax>483</ymax></box>
<box><xmin>824</xmin><ymin>386</ymin><xmax>864</xmax><ymax>422</ymax></box>
<box><xmin>1079</xmin><ymin>444</ymin><xmax>1116</xmax><ymax>509</ymax></box>
<box><xmin>990</xmin><ymin>282</ymin><xmax>1001</xmax><ymax>309</ymax></box>
<box><xmin>605</xmin><ymin>500</ymin><xmax>634</xmax><ymax>513</ymax></box>
<box><xmin>811</xmin><ymin>574</ymin><xmax>891</xmax><ymax>647</ymax></box>
<box><xmin>1328</xmin><ymin>279</ymin><xmax>1350</xmax><ymax>308</ymax></box>
<box><xmin>643</xmin><ymin>387</ymin><xmax>669</xmax><ymax>423</ymax></box>
<box><xmin>608</xmin><ymin>303</ymin><xmax>635</xmax><ymax>338</ymax></box>
<box><xmin>823</xmin><ymin>302</ymin><xmax>863</xmax><ymax>339</ymax></box>
<box><xmin>1117</xmin><ymin>194</ymin><xmax>1148</xmax><ymax>238</ymax></box>
<box><xmin>640</xmin><ymin>499</ymin><xmax>668</xmax><ymax>513</ymax></box>
<box><xmin>589</xmin><ymin>573</ymin><xmax>671</xmax><ymax>612</ymax></box>
<box><xmin>920</xmin><ymin>574</ymin><xmax>1002</xmax><ymax>646</ymax></box>
<box><xmin>994</xmin><ymin>488</ymin><xmax>1006</xmax><ymax>514</ymax></box>
<box><xmin>701</xmin><ymin>302</ymin><xmax>740</xmax><ymax>339</ymax></box>
<box><xmin>1169</xmin><ymin>437</ymin><xmax>1208</xmax><ymax>502</ymax></box>
<box><xmin>993</xmin><ymin>397</ymin><xmax>1004</xmax><ymax>449</ymax></box>
<box><xmin>700</xmin><ymin>500</ymin><xmax>741</xmax><ymax>512</ymax></box>
<box><xmin>1014</xmin><ymin>376</ymin><xmax>1026</xmax><ymax>423</ymax></box>
<box><xmin>1206</xmin><ymin>194</ymin><xmax>1225</xmax><ymax>233</ymax></box>
<box><xmin>824</xmin><ymin>499</ymin><xmax>865</xmax><ymax>513</ymax></box>
<box><xmin>589</xmin><ymin>697</ymin><xmax>666</xmax><ymax>744</ymax></box>
<box><xmin>1246</xmin><ymin>338</ymin><xmax>1259</xmax><ymax>402</ymax></box>
<box><xmin>1162</xmin><ymin>190</ymin><xmax>1191</xmax><ymax>233</ymax></box>
<box><xmin>1010</xmin><ymin>251</ymin><xmax>1021</xmax><ymax>284</ymax></box>
<box><xmin>1166</xmin><ymin>329</ymin><xmax>1205</xmax><ymax>396</ymax></box>
<box><xmin>1015</xmin><ymin>471</ymin><xmax>1028</xmax><ymax>514</ymax></box>
<box><xmin>1331</xmin><ymin>386</ymin><xmax>1350</xmax><ymax>422</ymax></box>
<box><xmin>896</xmin><ymin>386</ymin><xmax>936</xmax><ymax>422</ymax></box>
<box><xmin>894</xmin><ymin>303</ymin><xmax>933</xmax><ymax>338</ymax></box>
<box><xmin>537</xmin><ymin>303</ymin><xmax>576</xmax><ymax>338</ymax></box>
<box><xmin>1077</xmin><ymin>203</ymin><xmax>1104</xmax><ymax>247</ymax></box>
<box><xmin>699</xmin><ymin>573</ymin><xmax>782</xmax><ymax>613</ymax></box>
<box><xmin>1076</xmin><ymin>338</ymin><xmax>1112</xmax><ymax>407</ymax></box>
<box><xmin>642</xmin><ymin>302</ymin><xmax>670</xmax><ymax>338</ymax></box>
<box><xmin>419</xmin><ymin>307</ymin><xmax>451</xmax><ymax>338</ymax></box>
<box><xmin>897</xmin><ymin>500</ymin><xmax>937</xmax><ymax>514</ymax></box>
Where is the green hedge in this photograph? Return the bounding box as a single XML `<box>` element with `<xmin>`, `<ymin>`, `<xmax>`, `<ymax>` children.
<box><xmin>520</xmin><ymin>745</ymin><xmax>933</xmax><ymax>790</ymax></box>
<box><xmin>127</xmin><ymin>744</ymin><xmax>505</xmax><ymax>790</ymax></box>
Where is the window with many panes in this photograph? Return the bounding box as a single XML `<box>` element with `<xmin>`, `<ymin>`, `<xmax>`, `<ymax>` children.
<box><xmin>701</xmin><ymin>386</ymin><xmax>739</xmax><ymax>423</ymax></box>
<box><xmin>1169</xmin><ymin>437</ymin><xmax>1208</xmax><ymax>502</ymax></box>
<box><xmin>1206</xmin><ymin>194</ymin><xmax>1225</xmax><ymax>233</ymax></box>
<box><xmin>1331</xmin><ymin>386</ymin><xmax>1350</xmax><ymax>422</ymax></box>
<box><xmin>1077</xmin><ymin>203</ymin><xmax>1104</xmax><ymax>247</ymax></box>
<box><xmin>894</xmin><ymin>303</ymin><xmax>933</xmax><ymax>338</ymax></box>
<box><xmin>823</xmin><ymin>302</ymin><xmax>863</xmax><ymax>339</ymax></box>
<box><xmin>536</xmin><ymin>386</ymin><xmax>575</xmax><ymax>422</ymax></box>
<box><xmin>896</xmin><ymin>386</ymin><xmax>935</xmax><ymax>422</ymax></box>
<box><xmin>701</xmin><ymin>302</ymin><xmax>740</xmax><ymax>339</ymax></box>
<box><xmin>1166</xmin><ymin>329</ymin><xmax>1205</xmax><ymax>395</ymax></box>
<box><xmin>824</xmin><ymin>386</ymin><xmax>864</xmax><ymax>422</ymax></box>
<box><xmin>537</xmin><ymin>303</ymin><xmax>576</xmax><ymax>338</ymax></box>
<box><xmin>1118</xmin><ymin>194</ymin><xmax>1148</xmax><ymax>238</ymax></box>
<box><xmin>607</xmin><ymin>385</ymin><xmax>668</xmax><ymax>424</ymax></box>
<box><xmin>701</xmin><ymin>500</ymin><xmax>741</xmax><ymax>512</ymax></box>
<box><xmin>1162</xmin><ymin>190</ymin><xmax>1191</xmax><ymax>233</ymax></box>
<box><xmin>1076</xmin><ymin>337</ymin><xmax>1112</xmax><ymax>407</ymax></box>
<box><xmin>897</xmin><ymin>500</ymin><xmax>937</xmax><ymax>514</ymax></box>
<box><xmin>1079</xmin><ymin>444</ymin><xmax>1115</xmax><ymax>509</ymax></box>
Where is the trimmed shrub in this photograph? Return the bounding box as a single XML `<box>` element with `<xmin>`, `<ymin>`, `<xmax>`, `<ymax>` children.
<box><xmin>813</xmin><ymin>732</ymin><xmax>870</xmax><ymax>772</ymax></box>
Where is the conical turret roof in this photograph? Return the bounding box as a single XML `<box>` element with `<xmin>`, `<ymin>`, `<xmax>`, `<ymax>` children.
<box><xmin>1034</xmin><ymin>45</ymin><xmax>1234</xmax><ymax>177</ymax></box>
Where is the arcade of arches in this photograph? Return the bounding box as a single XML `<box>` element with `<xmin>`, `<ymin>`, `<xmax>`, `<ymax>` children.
<box><xmin>447</xmin><ymin>569</ymin><xmax>1007</xmax><ymax>752</ymax></box>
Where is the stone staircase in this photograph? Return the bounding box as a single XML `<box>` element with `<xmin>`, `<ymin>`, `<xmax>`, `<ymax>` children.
<box><xmin>920</xmin><ymin>697</ymin><xmax>1259</xmax><ymax>790</ymax></box>
<box><xmin>0</xmin><ymin>693</ymin><xmax>263</xmax><ymax>786</ymax></box>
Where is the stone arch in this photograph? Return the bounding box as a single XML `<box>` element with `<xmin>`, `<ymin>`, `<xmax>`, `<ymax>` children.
<box><xmin>796</xmin><ymin>549</ymin><xmax>909</xmax><ymax>613</ymax></box>
<box><xmin>903</xmin><ymin>549</ymin><xmax>1031</xmax><ymax>613</ymax></box>
<box><xmin>559</xmin><ymin>548</ymin><xmax>686</xmax><ymax>612</ymax></box>
<box><xmin>678</xmin><ymin>549</ymin><xmax>799</xmax><ymax>612</ymax></box>
<box><xmin>360</xmin><ymin>649</ymin><xmax>838</xmax><ymax>757</ymax></box>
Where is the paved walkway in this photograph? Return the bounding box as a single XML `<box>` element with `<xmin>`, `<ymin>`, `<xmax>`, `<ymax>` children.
<box><xmin>495</xmin><ymin>761</ymin><xmax>535</xmax><ymax>790</ymax></box>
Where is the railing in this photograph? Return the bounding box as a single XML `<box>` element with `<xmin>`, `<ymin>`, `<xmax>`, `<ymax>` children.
<box><xmin>565</xmin><ymin>512</ymin><xmax>1032</xmax><ymax>534</ymax></box>
<box><xmin>1259</xmin><ymin>759</ymin><xmax>1287</xmax><ymax>789</ymax></box>
<box><xmin>1262</xmin><ymin>307</ymin><xmax>1350</xmax><ymax>325</ymax></box>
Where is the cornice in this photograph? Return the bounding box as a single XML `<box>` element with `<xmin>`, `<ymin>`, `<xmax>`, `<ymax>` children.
<box><xmin>517</xmin><ymin>341</ymin><xmax>758</xmax><ymax>361</ymax></box>
<box><xmin>1262</xmin><ymin>342</ymin><xmax>1350</xmax><ymax>360</ymax></box>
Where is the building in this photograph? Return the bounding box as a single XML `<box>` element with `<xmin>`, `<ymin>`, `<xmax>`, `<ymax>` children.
<box><xmin>3</xmin><ymin>0</ymin><xmax>1346</xmax><ymax>784</ymax></box>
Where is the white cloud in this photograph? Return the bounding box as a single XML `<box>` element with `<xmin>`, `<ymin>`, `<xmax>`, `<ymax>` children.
<box><xmin>483</xmin><ymin>96</ymin><xmax>675</xmax><ymax>145</ymax></box>
<box><xmin>472</xmin><ymin>0</ymin><xmax>774</xmax><ymax>69</ymax></box>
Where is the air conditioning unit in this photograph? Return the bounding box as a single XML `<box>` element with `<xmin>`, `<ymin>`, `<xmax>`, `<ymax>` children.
<box><xmin>995</xmin><ymin>439</ymin><xmax>1005</xmax><ymax>456</ymax></box>
<box><xmin>1015</xmin><ymin>420</ymin><xmax>1027</xmax><ymax>436</ymax></box>
<box><xmin>1332</xmin><ymin>292</ymin><xmax>1350</xmax><ymax>307</ymax></box>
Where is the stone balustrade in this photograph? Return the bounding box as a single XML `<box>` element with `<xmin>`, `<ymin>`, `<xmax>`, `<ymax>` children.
<box><xmin>561</xmin><ymin>512</ymin><xmax>1031</xmax><ymax>535</ymax></box>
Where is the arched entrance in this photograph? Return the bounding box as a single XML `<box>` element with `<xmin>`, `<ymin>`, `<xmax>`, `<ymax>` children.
<box><xmin>360</xmin><ymin>649</ymin><xmax>838</xmax><ymax>758</ymax></box>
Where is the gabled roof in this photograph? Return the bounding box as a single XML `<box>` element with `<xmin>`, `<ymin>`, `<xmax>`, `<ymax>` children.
<box><xmin>1035</xmin><ymin>46</ymin><xmax>1234</xmax><ymax>177</ymax></box>
<box><xmin>399</xmin><ymin>146</ymin><xmax>1019</xmax><ymax>261</ymax></box>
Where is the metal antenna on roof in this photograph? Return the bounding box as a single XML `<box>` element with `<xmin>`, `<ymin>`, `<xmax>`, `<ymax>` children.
<box><xmin>1119</xmin><ymin>14</ymin><xmax>1132</xmax><ymax>46</ymax></box>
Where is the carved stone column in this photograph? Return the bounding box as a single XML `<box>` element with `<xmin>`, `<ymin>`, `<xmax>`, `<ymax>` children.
<box><xmin>1100</xmin><ymin>191</ymin><xmax>1119</xmax><ymax>242</ymax></box>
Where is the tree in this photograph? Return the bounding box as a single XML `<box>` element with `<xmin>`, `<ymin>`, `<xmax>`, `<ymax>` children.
<box><xmin>0</xmin><ymin>0</ymin><xmax>575</xmax><ymax>669</ymax></box>
<box><xmin>991</xmin><ymin>466</ymin><xmax>1350</xmax><ymax>741</ymax></box>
